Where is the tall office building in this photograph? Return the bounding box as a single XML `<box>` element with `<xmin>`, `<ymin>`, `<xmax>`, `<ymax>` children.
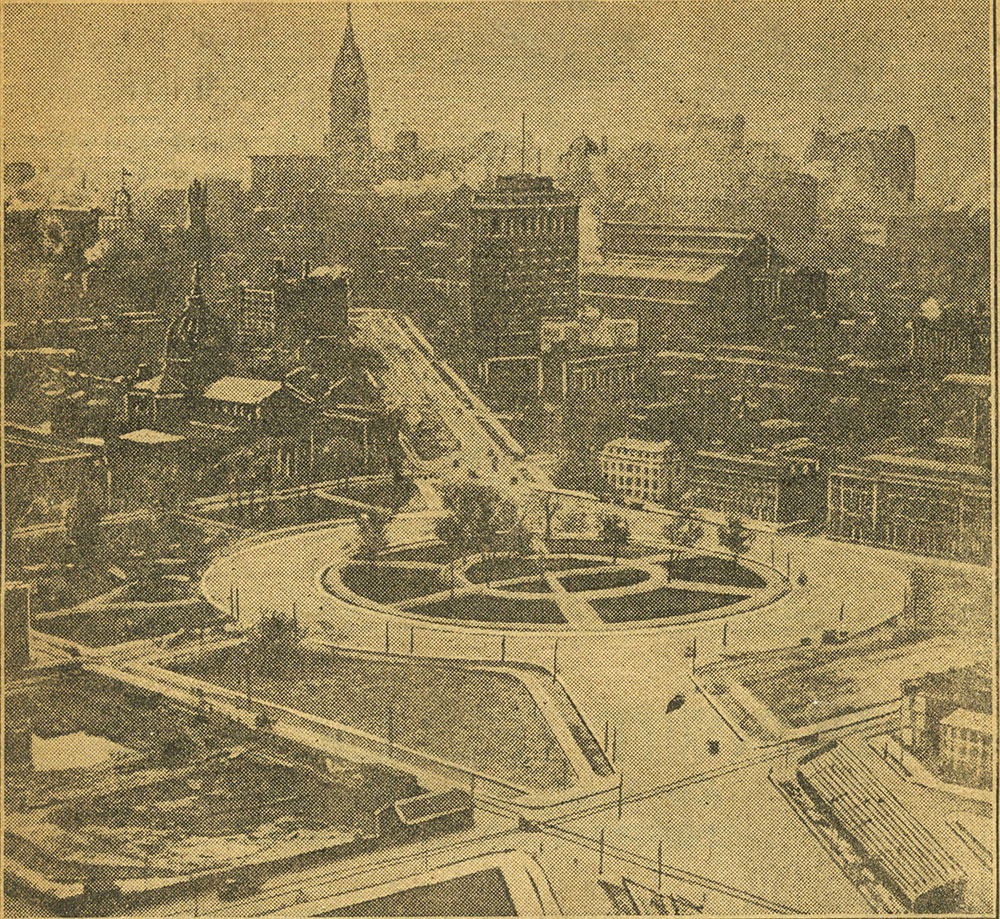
<box><xmin>470</xmin><ymin>173</ymin><xmax>580</xmax><ymax>356</ymax></box>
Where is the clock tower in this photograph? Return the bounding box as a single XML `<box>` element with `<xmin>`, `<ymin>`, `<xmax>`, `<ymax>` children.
<box><xmin>325</xmin><ymin>4</ymin><xmax>373</xmax><ymax>188</ymax></box>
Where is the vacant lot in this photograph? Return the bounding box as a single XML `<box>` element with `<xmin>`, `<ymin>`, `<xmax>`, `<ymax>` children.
<box><xmin>169</xmin><ymin>645</ymin><xmax>574</xmax><ymax>789</ymax></box>
<box><xmin>338</xmin><ymin>563</ymin><xmax>447</xmax><ymax>603</ymax></box>
<box><xmin>415</xmin><ymin>592</ymin><xmax>566</xmax><ymax>625</ymax></box>
<box><xmin>5</xmin><ymin>671</ymin><xmax>417</xmax><ymax>882</ymax></box>
<box><xmin>699</xmin><ymin>621</ymin><xmax>982</xmax><ymax>729</ymax></box>
<box><xmin>590</xmin><ymin>586</ymin><xmax>744</xmax><ymax>623</ymax></box>
<box><xmin>33</xmin><ymin>599</ymin><xmax>223</xmax><ymax>647</ymax></box>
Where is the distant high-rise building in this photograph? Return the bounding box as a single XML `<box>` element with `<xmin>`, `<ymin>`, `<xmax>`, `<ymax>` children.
<box><xmin>325</xmin><ymin>4</ymin><xmax>373</xmax><ymax>188</ymax></box>
<box><xmin>804</xmin><ymin>125</ymin><xmax>916</xmax><ymax>209</ymax></box>
<box><xmin>470</xmin><ymin>174</ymin><xmax>580</xmax><ymax>356</ymax></box>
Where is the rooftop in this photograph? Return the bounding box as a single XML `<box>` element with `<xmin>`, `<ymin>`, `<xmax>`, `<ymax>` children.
<box><xmin>202</xmin><ymin>376</ymin><xmax>284</xmax><ymax>404</ymax></box>
<box><xmin>585</xmin><ymin>257</ymin><xmax>726</xmax><ymax>285</ymax></box>
<box><xmin>798</xmin><ymin>743</ymin><xmax>965</xmax><ymax>906</ymax></box>
<box><xmin>863</xmin><ymin>453</ymin><xmax>988</xmax><ymax>479</ymax></box>
<box><xmin>938</xmin><ymin>707</ymin><xmax>993</xmax><ymax>734</ymax></box>
<box><xmin>393</xmin><ymin>788</ymin><xmax>473</xmax><ymax>826</ymax></box>
<box><xmin>602</xmin><ymin>437</ymin><xmax>675</xmax><ymax>454</ymax></box>
<box><xmin>134</xmin><ymin>373</ymin><xmax>165</xmax><ymax>393</ymax></box>
<box><xmin>943</xmin><ymin>373</ymin><xmax>991</xmax><ymax>388</ymax></box>
<box><xmin>119</xmin><ymin>429</ymin><xmax>186</xmax><ymax>445</ymax></box>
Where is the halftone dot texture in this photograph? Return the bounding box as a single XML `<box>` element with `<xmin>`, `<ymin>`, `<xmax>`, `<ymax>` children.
<box><xmin>5</xmin><ymin>2</ymin><xmax>993</xmax><ymax>917</ymax></box>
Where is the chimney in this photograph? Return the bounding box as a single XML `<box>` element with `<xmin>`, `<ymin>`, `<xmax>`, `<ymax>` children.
<box><xmin>302</xmin><ymin>259</ymin><xmax>312</xmax><ymax>280</ymax></box>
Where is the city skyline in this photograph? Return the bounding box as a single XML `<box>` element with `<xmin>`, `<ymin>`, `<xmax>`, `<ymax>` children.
<box><xmin>4</xmin><ymin>0</ymin><xmax>992</xmax><ymax>203</ymax></box>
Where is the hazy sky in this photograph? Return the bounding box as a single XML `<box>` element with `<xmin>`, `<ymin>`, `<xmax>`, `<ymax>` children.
<box><xmin>4</xmin><ymin>1</ymin><xmax>992</xmax><ymax>200</ymax></box>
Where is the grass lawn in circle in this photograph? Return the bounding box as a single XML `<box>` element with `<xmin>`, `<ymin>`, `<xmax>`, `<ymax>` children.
<box><xmin>338</xmin><ymin>563</ymin><xmax>447</xmax><ymax>603</ymax></box>
<box><xmin>413</xmin><ymin>592</ymin><xmax>566</xmax><ymax>624</ymax></box>
<box><xmin>658</xmin><ymin>554</ymin><xmax>766</xmax><ymax>588</ymax></box>
<box><xmin>558</xmin><ymin>567</ymin><xmax>651</xmax><ymax>593</ymax></box>
<box><xmin>590</xmin><ymin>586</ymin><xmax>747</xmax><ymax>623</ymax></box>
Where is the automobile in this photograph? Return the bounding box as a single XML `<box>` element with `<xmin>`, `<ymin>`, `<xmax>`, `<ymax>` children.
<box><xmin>218</xmin><ymin>873</ymin><xmax>262</xmax><ymax>901</ymax></box>
<box><xmin>452</xmin><ymin>458</ymin><xmax>461</xmax><ymax>468</ymax></box>
<box><xmin>665</xmin><ymin>693</ymin><xmax>685</xmax><ymax>714</ymax></box>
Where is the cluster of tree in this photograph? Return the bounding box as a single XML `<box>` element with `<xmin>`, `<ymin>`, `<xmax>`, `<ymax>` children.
<box><xmin>433</xmin><ymin>481</ymin><xmax>520</xmax><ymax>592</ymax></box>
<box><xmin>598</xmin><ymin>513</ymin><xmax>630</xmax><ymax>562</ymax></box>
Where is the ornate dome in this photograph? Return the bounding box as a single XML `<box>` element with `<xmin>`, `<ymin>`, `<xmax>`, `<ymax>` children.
<box><xmin>162</xmin><ymin>263</ymin><xmax>210</xmax><ymax>391</ymax></box>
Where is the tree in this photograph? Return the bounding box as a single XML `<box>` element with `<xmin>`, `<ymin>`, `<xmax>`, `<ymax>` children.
<box><xmin>441</xmin><ymin>481</ymin><xmax>517</xmax><ymax>584</ymax></box>
<box><xmin>506</xmin><ymin>517</ymin><xmax>534</xmax><ymax>559</ymax></box>
<box><xmin>434</xmin><ymin>513</ymin><xmax>465</xmax><ymax>597</ymax></box>
<box><xmin>356</xmin><ymin>510</ymin><xmax>390</xmax><ymax>559</ymax></box>
<box><xmin>64</xmin><ymin>481</ymin><xmax>105</xmax><ymax>555</ymax></box>
<box><xmin>316</xmin><ymin>435</ymin><xmax>364</xmax><ymax>484</ymax></box>
<box><xmin>551</xmin><ymin>449</ymin><xmax>604</xmax><ymax>495</ymax></box>
<box><xmin>528</xmin><ymin>492</ymin><xmax>561</xmax><ymax>539</ymax></box>
<box><xmin>661</xmin><ymin>510</ymin><xmax>705</xmax><ymax>580</ymax></box>
<box><xmin>717</xmin><ymin>515</ymin><xmax>755</xmax><ymax>570</ymax></box>
<box><xmin>598</xmin><ymin>514</ymin><xmax>630</xmax><ymax>563</ymax></box>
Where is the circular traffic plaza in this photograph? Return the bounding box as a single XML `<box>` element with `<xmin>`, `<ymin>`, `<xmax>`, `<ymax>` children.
<box><xmin>321</xmin><ymin>534</ymin><xmax>787</xmax><ymax>632</ymax></box>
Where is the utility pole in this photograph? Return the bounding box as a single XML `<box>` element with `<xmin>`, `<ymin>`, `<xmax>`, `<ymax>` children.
<box><xmin>409</xmin><ymin>625</ymin><xmax>414</xmax><ymax>654</ymax></box>
<box><xmin>385</xmin><ymin>621</ymin><xmax>390</xmax><ymax>653</ymax></box>
<box><xmin>617</xmin><ymin>774</ymin><xmax>623</xmax><ymax>820</ymax></box>
<box><xmin>501</xmin><ymin>634</ymin><xmax>506</xmax><ymax>662</ymax></box>
<box><xmin>657</xmin><ymin>841</ymin><xmax>663</xmax><ymax>891</ymax></box>
<box><xmin>611</xmin><ymin>725</ymin><xmax>617</xmax><ymax>764</ymax></box>
<box><xmin>521</xmin><ymin>113</ymin><xmax>526</xmax><ymax>174</ymax></box>
<box><xmin>786</xmin><ymin>552</ymin><xmax>791</xmax><ymax>580</ymax></box>
<box><xmin>722</xmin><ymin>620</ymin><xmax>728</xmax><ymax>647</ymax></box>
<box><xmin>599</xmin><ymin>827</ymin><xmax>605</xmax><ymax>874</ymax></box>
<box><xmin>552</xmin><ymin>639</ymin><xmax>558</xmax><ymax>684</ymax></box>
<box><xmin>839</xmin><ymin>601</ymin><xmax>844</xmax><ymax>623</ymax></box>
<box><xmin>603</xmin><ymin>720</ymin><xmax>609</xmax><ymax>753</ymax></box>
